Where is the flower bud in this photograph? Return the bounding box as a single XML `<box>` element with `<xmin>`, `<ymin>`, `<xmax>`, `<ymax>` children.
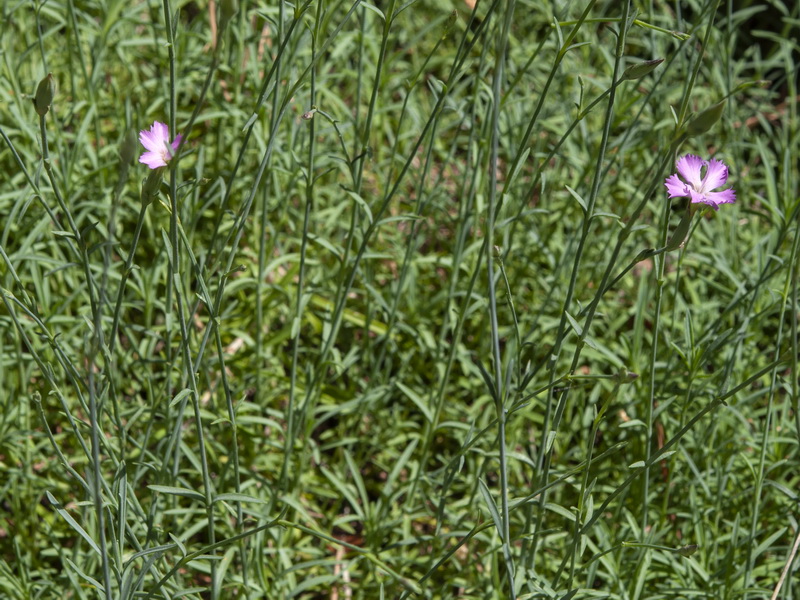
<box><xmin>120</xmin><ymin>129</ymin><xmax>138</xmax><ymax>166</ymax></box>
<box><xmin>219</xmin><ymin>0</ymin><xmax>238</xmax><ymax>32</ymax></box>
<box><xmin>141</xmin><ymin>169</ymin><xmax>164</xmax><ymax>205</ymax></box>
<box><xmin>686</xmin><ymin>99</ymin><xmax>726</xmax><ymax>137</ymax></box>
<box><xmin>34</xmin><ymin>73</ymin><xmax>56</xmax><ymax>116</ymax></box>
<box><xmin>732</xmin><ymin>79</ymin><xmax>769</xmax><ymax>93</ymax></box>
<box><xmin>615</xmin><ymin>370</ymin><xmax>639</xmax><ymax>383</ymax></box>
<box><xmin>442</xmin><ymin>10</ymin><xmax>458</xmax><ymax>39</ymax></box>
<box><xmin>665</xmin><ymin>208</ymin><xmax>694</xmax><ymax>251</ymax></box>
<box><xmin>621</xmin><ymin>58</ymin><xmax>664</xmax><ymax>81</ymax></box>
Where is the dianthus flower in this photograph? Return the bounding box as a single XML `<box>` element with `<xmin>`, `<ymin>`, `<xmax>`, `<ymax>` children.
<box><xmin>664</xmin><ymin>154</ymin><xmax>736</xmax><ymax>210</ymax></box>
<box><xmin>138</xmin><ymin>121</ymin><xmax>182</xmax><ymax>169</ymax></box>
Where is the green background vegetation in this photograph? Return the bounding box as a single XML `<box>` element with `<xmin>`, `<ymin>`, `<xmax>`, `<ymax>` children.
<box><xmin>1</xmin><ymin>0</ymin><xmax>798</xmax><ymax>598</ymax></box>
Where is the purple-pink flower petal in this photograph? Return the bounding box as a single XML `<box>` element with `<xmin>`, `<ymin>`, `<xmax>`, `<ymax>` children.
<box><xmin>688</xmin><ymin>188</ymin><xmax>714</xmax><ymax>208</ymax></box>
<box><xmin>140</xmin><ymin>151</ymin><xmax>167</xmax><ymax>169</ymax></box>
<box><xmin>138</xmin><ymin>121</ymin><xmax>181</xmax><ymax>170</ymax></box>
<box><xmin>704</xmin><ymin>189</ymin><xmax>736</xmax><ymax>205</ymax></box>
<box><xmin>701</xmin><ymin>158</ymin><xmax>728</xmax><ymax>190</ymax></box>
<box><xmin>664</xmin><ymin>154</ymin><xmax>736</xmax><ymax>210</ymax></box>
<box><xmin>139</xmin><ymin>130</ymin><xmax>159</xmax><ymax>153</ymax></box>
<box><xmin>675</xmin><ymin>155</ymin><xmax>705</xmax><ymax>189</ymax></box>
<box><xmin>665</xmin><ymin>174</ymin><xmax>688</xmax><ymax>199</ymax></box>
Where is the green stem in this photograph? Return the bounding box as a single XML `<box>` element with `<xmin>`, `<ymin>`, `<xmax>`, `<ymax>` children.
<box><xmin>39</xmin><ymin>106</ymin><xmax>112</xmax><ymax>600</ymax></box>
<box><xmin>487</xmin><ymin>0</ymin><xmax>517</xmax><ymax>594</ymax></box>
<box><xmin>282</xmin><ymin>0</ymin><xmax>319</xmax><ymax>492</ymax></box>
<box><xmin>552</xmin><ymin>17</ymin><xmax>690</xmax><ymax>41</ymax></box>
<box><xmin>109</xmin><ymin>202</ymin><xmax>149</xmax><ymax>353</ymax></box>
<box><xmin>529</xmin><ymin>0</ymin><xmax>631</xmax><ymax>573</ymax></box>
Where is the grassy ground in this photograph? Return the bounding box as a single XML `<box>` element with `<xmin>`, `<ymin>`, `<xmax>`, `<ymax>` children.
<box><xmin>1</xmin><ymin>0</ymin><xmax>799</xmax><ymax>598</ymax></box>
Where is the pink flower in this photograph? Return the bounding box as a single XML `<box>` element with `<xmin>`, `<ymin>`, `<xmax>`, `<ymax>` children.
<box><xmin>664</xmin><ymin>154</ymin><xmax>736</xmax><ymax>210</ymax></box>
<box><xmin>138</xmin><ymin>121</ymin><xmax>182</xmax><ymax>169</ymax></box>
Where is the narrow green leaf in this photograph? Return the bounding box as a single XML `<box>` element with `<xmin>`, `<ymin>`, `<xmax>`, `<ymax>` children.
<box><xmin>213</xmin><ymin>493</ymin><xmax>268</xmax><ymax>505</ymax></box>
<box><xmin>396</xmin><ymin>381</ymin><xmax>433</xmax><ymax>423</ymax></box>
<box><xmin>46</xmin><ymin>491</ymin><xmax>101</xmax><ymax>556</ymax></box>
<box><xmin>478</xmin><ymin>479</ymin><xmax>505</xmax><ymax>541</ymax></box>
<box><xmin>565</xmin><ymin>185</ymin><xmax>588</xmax><ymax>212</ymax></box>
<box><xmin>64</xmin><ymin>557</ymin><xmax>105</xmax><ymax>592</ymax></box>
<box><xmin>564</xmin><ymin>311</ymin><xmax>583</xmax><ymax>336</ymax></box>
<box><xmin>169</xmin><ymin>388</ymin><xmax>193</xmax><ymax>408</ymax></box>
<box><xmin>148</xmin><ymin>485</ymin><xmax>206</xmax><ymax>503</ymax></box>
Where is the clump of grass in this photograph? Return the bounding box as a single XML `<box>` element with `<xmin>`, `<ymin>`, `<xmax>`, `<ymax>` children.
<box><xmin>1</xmin><ymin>0</ymin><xmax>798</xmax><ymax>598</ymax></box>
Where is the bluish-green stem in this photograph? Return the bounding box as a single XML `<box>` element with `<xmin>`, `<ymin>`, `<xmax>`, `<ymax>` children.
<box><xmin>793</xmin><ymin>228</ymin><xmax>800</xmax><ymax>444</ymax></box>
<box><xmin>291</xmin><ymin>0</ymin><xmax>396</xmax><ymax>424</ymax></box>
<box><xmin>86</xmin><ymin>354</ymin><xmax>113</xmax><ymax>600</ymax></box>
<box><xmin>256</xmin><ymin>0</ymin><xmax>285</xmax><ymax>410</ymax></box>
<box><xmin>96</xmin><ymin>156</ymin><xmax>137</xmax><ymax>481</ymax></box>
<box><xmin>34</xmin><ymin>0</ymin><xmax>48</xmax><ymax>72</ymax></box>
<box><xmin>519</xmin><ymin>144</ymin><xmax>674</xmax><ymax>578</ymax></box>
<box><xmin>406</xmin><ymin>24</ymin><xmax>493</xmax><ymax>504</ymax></box>
<box><xmin>355</xmin><ymin>0</ymin><xmax>395</xmax><ymax>195</ymax></box>
<box><xmin>108</xmin><ymin>201</ymin><xmax>150</xmax><ymax>352</ymax></box>
<box><xmin>502</xmin><ymin>86</ymin><xmax>610</xmax><ymax>263</ymax></box>
<box><xmin>642</xmin><ymin>0</ymin><xmax>721</xmax><ymax>538</ymax></box>
<box><xmin>527</xmin><ymin>1</ymin><xmax>631</xmax><ymax>573</ymax></box>
<box><xmin>171</xmin><ymin>5</ymin><xmax>232</xmax><ymax>164</ymax></box>
<box><xmin>487</xmin><ymin>0</ymin><xmax>517</xmax><ymax>595</ymax></box>
<box><xmin>160</xmin><ymin>0</ymin><xmax>178</xmax><ymax>475</ymax></box>
<box><xmin>642</xmin><ymin>147</ymin><xmax>675</xmax><ymax>535</ymax></box>
<box><xmin>166</xmin><ymin>250</ymin><xmax>217</xmax><ymax>596</ymax></box>
<box><xmin>281</xmin><ymin>0</ymin><xmax>319</xmax><ymax>493</ymax></box>
<box><xmin>529</xmin><ymin>1</ymin><xmax>646</xmax><ymax>584</ymax></box>
<box><xmin>415</xmin><ymin>6</ymin><xmax>504</xmax><ymax>491</ymax></box>
<box><xmin>356</xmin><ymin>17</ymin><xmax>461</xmax><ymax>410</ymax></box>
<box><xmin>39</xmin><ymin>109</ymin><xmax>113</xmax><ymax>600</ymax></box>
<box><xmin>211</xmin><ymin>294</ymin><xmax>247</xmax><ymax>596</ymax></box>
<box><xmin>329</xmin><ymin>0</ymin><xmax>397</xmax><ymax>365</ymax></box>
<box><xmin>158</xmin><ymin>170</ymin><xmax>248</xmax><ymax>589</ymax></box>
<box><xmin>561</xmin><ymin>383</ymin><xmax>623</xmax><ymax>588</ymax></box>
<box><xmin>743</xmin><ymin>193</ymin><xmax>800</xmax><ymax>596</ymax></box>
<box><xmin>171</xmin><ymin>0</ymin><xmax>342</xmax><ymax>497</ymax></box>
<box><xmin>160</xmin><ymin>0</ymin><xmax>218</xmax><ymax>595</ymax></box>
<box><xmin>353</xmin><ymin>5</ymin><xmax>367</xmax><ymax>159</ymax></box>
<box><xmin>98</xmin><ymin>130</ymin><xmax>137</xmax><ymax>457</ymax></box>
<box><xmin>38</xmin><ymin>115</ymin><xmax>100</xmax><ymax>324</ymax></box>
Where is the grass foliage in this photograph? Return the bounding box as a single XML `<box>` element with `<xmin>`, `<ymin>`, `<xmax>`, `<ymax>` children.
<box><xmin>1</xmin><ymin>0</ymin><xmax>799</xmax><ymax>597</ymax></box>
